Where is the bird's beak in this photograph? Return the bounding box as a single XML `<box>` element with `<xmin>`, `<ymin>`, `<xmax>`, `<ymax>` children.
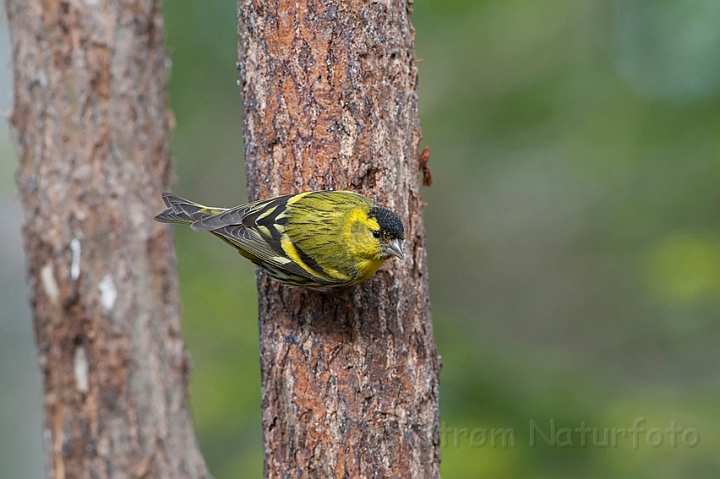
<box><xmin>385</xmin><ymin>238</ymin><xmax>405</xmax><ymax>260</ymax></box>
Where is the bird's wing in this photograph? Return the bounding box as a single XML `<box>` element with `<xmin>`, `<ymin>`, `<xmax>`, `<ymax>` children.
<box><xmin>192</xmin><ymin>194</ymin><xmax>343</xmax><ymax>286</ymax></box>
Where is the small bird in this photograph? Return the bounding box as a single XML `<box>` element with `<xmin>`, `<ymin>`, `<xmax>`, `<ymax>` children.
<box><xmin>155</xmin><ymin>190</ymin><xmax>405</xmax><ymax>287</ymax></box>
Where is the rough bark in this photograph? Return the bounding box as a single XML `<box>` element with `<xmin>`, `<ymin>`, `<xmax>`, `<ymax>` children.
<box><xmin>237</xmin><ymin>1</ymin><xmax>441</xmax><ymax>478</ymax></box>
<box><xmin>7</xmin><ymin>1</ymin><xmax>209</xmax><ymax>478</ymax></box>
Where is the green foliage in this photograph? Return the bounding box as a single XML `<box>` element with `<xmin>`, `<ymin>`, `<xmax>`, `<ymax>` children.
<box><xmin>162</xmin><ymin>0</ymin><xmax>720</xmax><ymax>477</ymax></box>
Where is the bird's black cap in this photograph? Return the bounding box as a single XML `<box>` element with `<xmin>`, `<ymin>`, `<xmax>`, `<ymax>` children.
<box><xmin>369</xmin><ymin>207</ymin><xmax>405</xmax><ymax>240</ymax></box>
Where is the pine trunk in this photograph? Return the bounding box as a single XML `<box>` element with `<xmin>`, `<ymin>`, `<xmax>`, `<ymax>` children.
<box><xmin>237</xmin><ymin>0</ymin><xmax>441</xmax><ymax>477</ymax></box>
<box><xmin>7</xmin><ymin>1</ymin><xmax>210</xmax><ymax>477</ymax></box>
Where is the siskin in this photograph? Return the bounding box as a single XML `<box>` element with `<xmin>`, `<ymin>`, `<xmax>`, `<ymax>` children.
<box><xmin>155</xmin><ymin>190</ymin><xmax>405</xmax><ymax>287</ymax></box>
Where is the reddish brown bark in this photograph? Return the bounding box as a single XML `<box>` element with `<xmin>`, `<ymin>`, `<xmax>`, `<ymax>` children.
<box><xmin>237</xmin><ymin>1</ymin><xmax>441</xmax><ymax>477</ymax></box>
<box><xmin>7</xmin><ymin>1</ymin><xmax>209</xmax><ymax>478</ymax></box>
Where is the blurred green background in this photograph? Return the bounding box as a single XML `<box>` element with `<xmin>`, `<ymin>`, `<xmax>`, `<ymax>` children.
<box><xmin>2</xmin><ymin>0</ymin><xmax>720</xmax><ymax>477</ymax></box>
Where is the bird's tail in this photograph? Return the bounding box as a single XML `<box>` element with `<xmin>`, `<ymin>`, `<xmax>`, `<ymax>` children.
<box><xmin>154</xmin><ymin>193</ymin><xmax>226</xmax><ymax>225</ymax></box>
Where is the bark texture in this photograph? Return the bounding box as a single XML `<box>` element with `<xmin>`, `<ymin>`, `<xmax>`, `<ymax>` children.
<box><xmin>7</xmin><ymin>1</ymin><xmax>209</xmax><ymax>478</ymax></box>
<box><xmin>238</xmin><ymin>1</ymin><xmax>441</xmax><ymax>477</ymax></box>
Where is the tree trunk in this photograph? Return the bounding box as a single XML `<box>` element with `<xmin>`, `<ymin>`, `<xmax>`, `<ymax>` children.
<box><xmin>7</xmin><ymin>1</ymin><xmax>210</xmax><ymax>478</ymax></box>
<box><xmin>237</xmin><ymin>1</ymin><xmax>441</xmax><ymax>477</ymax></box>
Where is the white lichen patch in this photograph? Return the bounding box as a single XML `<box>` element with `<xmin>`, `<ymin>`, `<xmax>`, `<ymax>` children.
<box><xmin>70</xmin><ymin>238</ymin><xmax>81</xmax><ymax>281</ymax></box>
<box><xmin>339</xmin><ymin>109</ymin><xmax>358</xmax><ymax>158</ymax></box>
<box><xmin>73</xmin><ymin>346</ymin><xmax>89</xmax><ymax>393</ymax></box>
<box><xmin>98</xmin><ymin>275</ymin><xmax>117</xmax><ymax>314</ymax></box>
<box><xmin>40</xmin><ymin>263</ymin><xmax>60</xmax><ymax>304</ymax></box>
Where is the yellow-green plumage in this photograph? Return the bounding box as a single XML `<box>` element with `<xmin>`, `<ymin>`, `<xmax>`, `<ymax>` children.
<box><xmin>155</xmin><ymin>190</ymin><xmax>405</xmax><ymax>287</ymax></box>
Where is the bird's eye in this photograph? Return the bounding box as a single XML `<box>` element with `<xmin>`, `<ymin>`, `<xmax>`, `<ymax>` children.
<box><xmin>372</xmin><ymin>230</ymin><xmax>381</xmax><ymax>239</ymax></box>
